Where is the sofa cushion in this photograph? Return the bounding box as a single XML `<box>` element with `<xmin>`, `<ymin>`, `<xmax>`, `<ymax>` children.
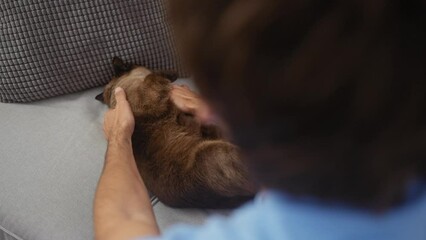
<box><xmin>0</xmin><ymin>0</ymin><xmax>183</xmax><ymax>103</ymax></box>
<box><xmin>0</xmin><ymin>80</ymin><xmax>213</xmax><ymax>240</ymax></box>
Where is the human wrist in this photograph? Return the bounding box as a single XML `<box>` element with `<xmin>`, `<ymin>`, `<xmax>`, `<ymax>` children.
<box><xmin>107</xmin><ymin>134</ymin><xmax>132</xmax><ymax>148</ymax></box>
<box><xmin>105</xmin><ymin>136</ymin><xmax>134</xmax><ymax>165</ymax></box>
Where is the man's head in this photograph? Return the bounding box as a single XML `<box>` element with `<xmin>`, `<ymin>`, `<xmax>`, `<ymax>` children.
<box><xmin>169</xmin><ymin>0</ymin><xmax>426</xmax><ymax>209</ymax></box>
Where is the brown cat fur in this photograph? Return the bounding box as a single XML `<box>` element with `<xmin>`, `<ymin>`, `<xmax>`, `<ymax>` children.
<box><xmin>97</xmin><ymin>57</ymin><xmax>256</xmax><ymax>208</ymax></box>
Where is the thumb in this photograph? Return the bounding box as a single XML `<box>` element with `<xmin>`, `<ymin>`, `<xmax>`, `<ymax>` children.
<box><xmin>114</xmin><ymin>87</ymin><xmax>127</xmax><ymax>105</ymax></box>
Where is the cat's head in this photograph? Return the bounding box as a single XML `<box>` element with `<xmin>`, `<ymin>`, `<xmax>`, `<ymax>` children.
<box><xmin>96</xmin><ymin>57</ymin><xmax>178</xmax><ymax>118</ymax></box>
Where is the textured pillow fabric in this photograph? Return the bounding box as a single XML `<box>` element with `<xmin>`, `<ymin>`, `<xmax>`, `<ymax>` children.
<box><xmin>0</xmin><ymin>0</ymin><xmax>183</xmax><ymax>103</ymax></box>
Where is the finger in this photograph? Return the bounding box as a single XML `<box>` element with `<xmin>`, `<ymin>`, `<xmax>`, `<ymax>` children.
<box><xmin>103</xmin><ymin>123</ymin><xmax>108</xmax><ymax>140</ymax></box>
<box><xmin>170</xmin><ymin>88</ymin><xmax>188</xmax><ymax>100</ymax></box>
<box><xmin>172</xmin><ymin>86</ymin><xmax>184</xmax><ymax>94</ymax></box>
<box><xmin>171</xmin><ymin>92</ymin><xmax>193</xmax><ymax>107</ymax></box>
<box><xmin>176</xmin><ymin>84</ymin><xmax>190</xmax><ymax>90</ymax></box>
<box><xmin>170</xmin><ymin>95</ymin><xmax>189</xmax><ymax>110</ymax></box>
<box><xmin>171</xmin><ymin>88</ymin><xmax>196</xmax><ymax>100</ymax></box>
<box><xmin>104</xmin><ymin>109</ymin><xmax>110</xmax><ymax>124</ymax></box>
<box><xmin>103</xmin><ymin>110</ymin><xmax>113</xmax><ymax>139</ymax></box>
<box><xmin>172</xmin><ymin>85</ymin><xmax>190</xmax><ymax>91</ymax></box>
<box><xmin>114</xmin><ymin>87</ymin><xmax>128</xmax><ymax>105</ymax></box>
<box><xmin>178</xmin><ymin>100</ymin><xmax>197</xmax><ymax>114</ymax></box>
<box><xmin>104</xmin><ymin>109</ymin><xmax>115</xmax><ymax>125</ymax></box>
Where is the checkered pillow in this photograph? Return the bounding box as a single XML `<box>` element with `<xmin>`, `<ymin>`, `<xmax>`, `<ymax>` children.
<box><xmin>0</xmin><ymin>0</ymin><xmax>183</xmax><ymax>103</ymax></box>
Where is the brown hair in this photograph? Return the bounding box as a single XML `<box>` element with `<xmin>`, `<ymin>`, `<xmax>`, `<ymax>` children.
<box><xmin>169</xmin><ymin>0</ymin><xmax>426</xmax><ymax>209</ymax></box>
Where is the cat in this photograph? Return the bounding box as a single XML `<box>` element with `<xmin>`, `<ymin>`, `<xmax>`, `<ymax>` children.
<box><xmin>96</xmin><ymin>57</ymin><xmax>256</xmax><ymax>208</ymax></box>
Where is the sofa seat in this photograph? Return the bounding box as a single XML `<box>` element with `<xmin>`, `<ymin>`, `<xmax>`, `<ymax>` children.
<box><xmin>0</xmin><ymin>79</ymin><xmax>218</xmax><ymax>240</ymax></box>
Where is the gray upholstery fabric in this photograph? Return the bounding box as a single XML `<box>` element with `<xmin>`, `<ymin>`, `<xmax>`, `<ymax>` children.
<box><xmin>0</xmin><ymin>0</ymin><xmax>183</xmax><ymax>103</ymax></box>
<box><xmin>0</xmin><ymin>80</ymin><xmax>214</xmax><ymax>240</ymax></box>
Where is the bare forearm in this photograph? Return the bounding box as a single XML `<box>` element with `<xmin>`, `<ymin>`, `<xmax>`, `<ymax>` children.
<box><xmin>94</xmin><ymin>139</ymin><xmax>159</xmax><ymax>240</ymax></box>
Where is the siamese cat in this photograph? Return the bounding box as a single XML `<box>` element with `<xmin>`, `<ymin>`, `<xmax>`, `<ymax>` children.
<box><xmin>96</xmin><ymin>57</ymin><xmax>256</xmax><ymax>208</ymax></box>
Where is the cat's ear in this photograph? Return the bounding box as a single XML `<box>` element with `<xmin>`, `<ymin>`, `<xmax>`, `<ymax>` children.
<box><xmin>112</xmin><ymin>56</ymin><xmax>133</xmax><ymax>77</ymax></box>
<box><xmin>95</xmin><ymin>92</ymin><xmax>104</xmax><ymax>102</ymax></box>
<box><xmin>154</xmin><ymin>70</ymin><xmax>178</xmax><ymax>82</ymax></box>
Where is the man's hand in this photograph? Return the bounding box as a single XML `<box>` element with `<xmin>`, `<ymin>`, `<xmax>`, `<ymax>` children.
<box><xmin>170</xmin><ymin>85</ymin><xmax>214</xmax><ymax>123</ymax></box>
<box><xmin>103</xmin><ymin>87</ymin><xmax>135</xmax><ymax>142</ymax></box>
<box><xmin>96</xmin><ymin>88</ymin><xmax>159</xmax><ymax>240</ymax></box>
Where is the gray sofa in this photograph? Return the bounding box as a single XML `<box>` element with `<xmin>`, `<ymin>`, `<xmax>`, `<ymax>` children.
<box><xmin>1</xmin><ymin>1</ymin><xmax>220</xmax><ymax>238</ymax></box>
<box><xmin>0</xmin><ymin>79</ymin><xmax>224</xmax><ymax>240</ymax></box>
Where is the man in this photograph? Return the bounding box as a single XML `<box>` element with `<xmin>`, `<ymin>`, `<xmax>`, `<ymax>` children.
<box><xmin>94</xmin><ymin>0</ymin><xmax>426</xmax><ymax>239</ymax></box>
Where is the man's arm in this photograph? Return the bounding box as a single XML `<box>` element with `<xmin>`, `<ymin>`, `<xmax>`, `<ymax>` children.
<box><xmin>94</xmin><ymin>87</ymin><xmax>159</xmax><ymax>240</ymax></box>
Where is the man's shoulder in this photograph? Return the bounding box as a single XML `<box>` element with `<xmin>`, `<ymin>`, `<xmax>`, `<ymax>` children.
<box><xmin>140</xmin><ymin>196</ymin><xmax>271</xmax><ymax>240</ymax></box>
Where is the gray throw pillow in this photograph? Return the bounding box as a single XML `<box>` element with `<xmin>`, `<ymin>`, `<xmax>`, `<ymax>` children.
<box><xmin>0</xmin><ymin>0</ymin><xmax>183</xmax><ymax>103</ymax></box>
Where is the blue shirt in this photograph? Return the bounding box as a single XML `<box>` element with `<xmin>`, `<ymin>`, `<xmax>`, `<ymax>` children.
<box><xmin>141</xmin><ymin>185</ymin><xmax>426</xmax><ymax>240</ymax></box>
